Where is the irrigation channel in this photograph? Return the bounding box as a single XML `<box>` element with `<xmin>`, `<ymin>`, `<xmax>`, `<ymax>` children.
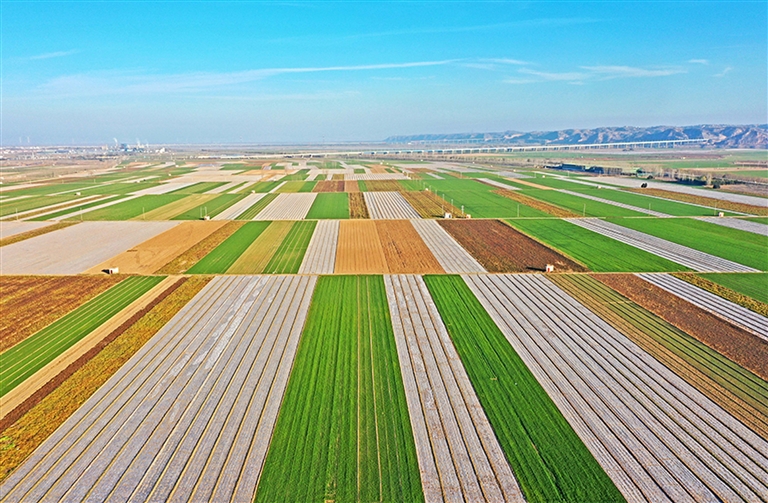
<box><xmin>0</xmin><ymin>275</ymin><xmax>317</xmax><ymax>503</ymax></box>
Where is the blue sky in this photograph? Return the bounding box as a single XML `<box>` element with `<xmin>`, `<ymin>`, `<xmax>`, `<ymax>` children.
<box><xmin>2</xmin><ymin>1</ymin><xmax>766</xmax><ymax>145</ymax></box>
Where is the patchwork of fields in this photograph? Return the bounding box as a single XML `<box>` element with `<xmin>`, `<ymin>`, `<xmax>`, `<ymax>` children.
<box><xmin>2</xmin><ymin>159</ymin><xmax>767</xmax><ymax>502</ymax></box>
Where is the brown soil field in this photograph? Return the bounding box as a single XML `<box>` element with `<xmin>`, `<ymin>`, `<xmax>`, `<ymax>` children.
<box><xmin>439</xmin><ymin>219</ymin><xmax>588</xmax><ymax>273</ymax></box>
<box><xmin>363</xmin><ymin>180</ymin><xmax>404</xmax><ymax>192</ymax></box>
<box><xmin>135</xmin><ymin>194</ymin><xmax>217</xmax><ymax>220</ymax></box>
<box><xmin>401</xmin><ymin>190</ymin><xmax>462</xmax><ymax>218</ymax></box>
<box><xmin>0</xmin><ymin>277</ymin><xmax>210</xmax><ymax>482</ymax></box>
<box><xmin>349</xmin><ymin>192</ymin><xmax>369</xmax><ymax>219</ymax></box>
<box><xmin>156</xmin><ymin>221</ymin><xmax>244</xmax><ymax>274</ymax></box>
<box><xmin>672</xmin><ymin>272</ymin><xmax>768</xmax><ymax>317</ymax></box>
<box><xmin>594</xmin><ymin>273</ymin><xmax>768</xmax><ymax>380</ymax></box>
<box><xmin>0</xmin><ymin>222</ymin><xmax>76</xmax><ymax>248</ymax></box>
<box><xmin>313</xmin><ymin>180</ymin><xmax>345</xmax><ymax>193</ymax></box>
<box><xmin>0</xmin><ymin>275</ymin><xmax>122</xmax><ymax>352</ymax></box>
<box><xmin>85</xmin><ymin>220</ymin><xmax>228</xmax><ymax>275</ymax></box>
<box><xmin>551</xmin><ymin>274</ymin><xmax>768</xmax><ymax>439</ymax></box>
<box><xmin>493</xmin><ymin>189</ymin><xmax>581</xmax><ymax>217</ymax></box>
<box><xmin>370</xmin><ymin>166</ymin><xmax>387</xmax><ymax>174</ymax></box>
<box><xmin>628</xmin><ymin>188</ymin><xmax>768</xmax><ymax>216</ymax></box>
<box><xmin>505</xmin><ymin>178</ymin><xmax>553</xmax><ymax>190</ymax></box>
<box><xmin>344</xmin><ymin>180</ymin><xmax>360</xmax><ymax>193</ymax></box>
<box><xmin>227</xmin><ymin>221</ymin><xmax>293</xmax><ymax>273</ymax></box>
<box><xmin>375</xmin><ymin>220</ymin><xmax>444</xmax><ymax>274</ymax></box>
<box><xmin>335</xmin><ymin>220</ymin><xmax>389</xmax><ymax>274</ymax></box>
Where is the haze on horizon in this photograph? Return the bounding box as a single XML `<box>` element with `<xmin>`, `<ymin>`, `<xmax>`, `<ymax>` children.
<box><xmin>2</xmin><ymin>1</ymin><xmax>766</xmax><ymax>146</ymax></box>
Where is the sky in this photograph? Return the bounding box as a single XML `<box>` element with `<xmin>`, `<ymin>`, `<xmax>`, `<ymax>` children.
<box><xmin>2</xmin><ymin>1</ymin><xmax>766</xmax><ymax>145</ymax></box>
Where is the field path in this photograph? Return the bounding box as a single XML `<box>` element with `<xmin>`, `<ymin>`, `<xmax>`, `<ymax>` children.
<box><xmin>567</xmin><ymin>218</ymin><xmax>757</xmax><ymax>272</ymax></box>
<box><xmin>0</xmin><ymin>275</ymin><xmax>317</xmax><ymax>503</ymax></box>
<box><xmin>385</xmin><ymin>274</ymin><xmax>524</xmax><ymax>503</ymax></box>
<box><xmin>298</xmin><ymin>220</ymin><xmax>338</xmax><ymax>274</ymax></box>
<box><xmin>637</xmin><ymin>273</ymin><xmax>768</xmax><ymax>341</ymax></box>
<box><xmin>465</xmin><ymin>273</ymin><xmax>768</xmax><ymax>503</ymax></box>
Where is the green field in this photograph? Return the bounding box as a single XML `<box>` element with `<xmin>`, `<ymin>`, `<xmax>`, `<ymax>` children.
<box><xmin>187</xmin><ymin>222</ymin><xmax>270</xmax><ymax>273</ymax></box>
<box><xmin>696</xmin><ymin>272</ymin><xmax>768</xmax><ymax>304</ymax></box>
<box><xmin>79</xmin><ymin>194</ymin><xmax>186</xmax><ymax>220</ymax></box>
<box><xmin>171</xmin><ymin>193</ymin><xmax>246</xmax><ymax>220</ymax></box>
<box><xmin>519</xmin><ymin>189</ymin><xmax>646</xmax><ymax>217</ymax></box>
<box><xmin>262</xmin><ymin>221</ymin><xmax>317</xmax><ymax>273</ymax></box>
<box><xmin>568</xmin><ymin>188</ymin><xmax>737</xmax><ymax>216</ymax></box>
<box><xmin>276</xmin><ymin>180</ymin><xmax>316</xmax><ymax>192</ymax></box>
<box><xmin>75</xmin><ymin>181</ymin><xmax>161</xmax><ymax>196</ymax></box>
<box><xmin>30</xmin><ymin>195</ymin><xmax>125</xmax><ymax>220</ymax></box>
<box><xmin>251</xmin><ymin>181</ymin><xmax>283</xmax><ymax>193</ymax></box>
<box><xmin>306</xmin><ymin>192</ymin><xmax>349</xmax><ymax>219</ymax></box>
<box><xmin>424</xmin><ymin>275</ymin><xmax>624</xmax><ymax>503</ymax></box>
<box><xmin>256</xmin><ymin>276</ymin><xmax>424</xmax><ymax>503</ymax></box>
<box><xmin>0</xmin><ymin>194</ymin><xmax>85</xmax><ymax>218</ymax></box>
<box><xmin>0</xmin><ymin>276</ymin><xmax>164</xmax><ymax>398</ymax></box>
<box><xmin>236</xmin><ymin>193</ymin><xmax>277</xmax><ymax>220</ymax></box>
<box><xmin>505</xmin><ymin>218</ymin><xmax>688</xmax><ymax>272</ymax></box>
<box><xmin>608</xmin><ymin>217</ymin><xmax>768</xmax><ymax>271</ymax></box>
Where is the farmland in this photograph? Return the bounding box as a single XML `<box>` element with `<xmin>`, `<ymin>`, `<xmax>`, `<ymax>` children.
<box><xmin>3</xmin><ymin>156</ymin><xmax>767</xmax><ymax>502</ymax></box>
<box><xmin>256</xmin><ymin>276</ymin><xmax>423</xmax><ymax>502</ymax></box>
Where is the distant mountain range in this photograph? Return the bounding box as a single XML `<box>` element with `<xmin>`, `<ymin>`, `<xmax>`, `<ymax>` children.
<box><xmin>384</xmin><ymin>124</ymin><xmax>767</xmax><ymax>148</ymax></box>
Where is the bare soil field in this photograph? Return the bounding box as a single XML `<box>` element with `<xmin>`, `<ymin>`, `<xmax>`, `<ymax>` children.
<box><xmin>628</xmin><ymin>188</ymin><xmax>768</xmax><ymax>216</ymax></box>
<box><xmin>0</xmin><ymin>221</ymin><xmax>56</xmax><ymax>240</ymax></box>
<box><xmin>0</xmin><ymin>276</ymin><xmax>121</xmax><ymax>352</ymax></box>
<box><xmin>85</xmin><ymin>221</ymin><xmax>228</xmax><ymax>275</ymax></box>
<box><xmin>401</xmin><ymin>191</ymin><xmax>461</xmax><ymax>218</ymax></box>
<box><xmin>439</xmin><ymin>219</ymin><xmax>587</xmax><ymax>273</ymax></box>
<box><xmin>0</xmin><ymin>221</ymin><xmax>179</xmax><ymax>274</ymax></box>
<box><xmin>595</xmin><ymin>273</ymin><xmax>768</xmax><ymax>380</ymax></box>
<box><xmin>493</xmin><ymin>189</ymin><xmax>581</xmax><ymax>217</ymax></box>
<box><xmin>362</xmin><ymin>180</ymin><xmax>403</xmax><ymax>192</ymax></box>
<box><xmin>344</xmin><ymin>181</ymin><xmax>360</xmax><ymax>192</ymax></box>
<box><xmin>227</xmin><ymin>221</ymin><xmax>293</xmax><ymax>273</ymax></box>
<box><xmin>335</xmin><ymin>220</ymin><xmax>388</xmax><ymax>273</ymax></box>
<box><xmin>348</xmin><ymin>192</ymin><xmax>369</xmax><ymax>219</ymax></box>
<box><xmin>155</xmin><ymin>221</ymin><xmax>244</xmax><ymax>274</ymax></box>
<box><xmin>312</xmin><ymin>181</ymin><xmax>345</xmax><ymax>193</ymax></box>
<box><xmin>375</xmin><ymin>221</ymin><xmax>444</xmax><ymax>274</ymax></box>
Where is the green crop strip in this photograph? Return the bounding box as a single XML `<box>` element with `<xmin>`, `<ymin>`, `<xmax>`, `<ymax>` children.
<box><xmin>236</xmin><ymin>193</ymin><xmax>277</xmax><ymax>220</ymax></box>
<box><xmin>0</xmin><ymin>276</ymin><xmax>164</xmax><ymax>398</ymax></box>
<box><xmin>187</xmin><ymin>221</ymin><xmax>270</xmax><ymax>274</ymax></box>
<box><xmin>423</xmin><ymin>275</ymin><xmax>625</xmax><ymax>503</ymax></box>
<box><xmin>0</xmin><ymin>195</ymin><xmax>85</xmax><ymax>218</ymax></box>
<box><xmin>553</xmin><ymin>274</ymin><xmax>768</xmax><ymax>433</ymax></box>
<box><xmin>171</xmin><ymin>193</ymin><xmax>247</xmax><ymax>220</ymax></box>
<box><xmin>607</xmin><ymin>217</ymin><xmax>768</xmax><ymax>271</ymax></box>
<box><xmin>263</xmin><ymin>221</ymin><xmax>317</xmax><ymax>273</ymax></box>
<box><xmin>256</xmin><ymin>276</ymin><xmax>424</xmax><ymax>503</ymax></box>
<box><xmin>79</xmin><ymin>194</ymin><xmax>186</xmax><ymax>220</ymax></box>
<box><xmin>251</xmin><ymin>181</ymin><xmax>282</xmax><ymax>193</ymax></box>
<box><xmin>306</xmin><ymin>193</ymin><xmax>349</xmax><ymax>219</ymax></box>
<box><xmin>574</xmin><ymin>188</ymin><xmax>736</xmax><ymax>216</ymax></box>
<box><xmin>505</xmin><ymin>218</ymin><xmax>688</xmax><ymax>272</ymax></box>
<box><xmin>518</xmin><ymin>189</ymin><xmax>645</xmax><ymax>217</ymax></box>
<box><xmin>696</xmin><ymin>272</ymin><xmax>768</xmax><ymax>304</ymax></box>
<box><xmin>29</xmin><ymin>195</ymin><xmax>124</xmax><ymax>221</ymax></box>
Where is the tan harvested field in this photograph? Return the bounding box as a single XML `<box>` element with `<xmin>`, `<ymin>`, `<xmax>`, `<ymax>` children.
<box><xmin>0</xmin><ymin>222</ymin><xmax>75</xmax><ymax>248</ymax></box>
<box><xmin>401</xmin><ymin>190</ymin><xmax>461</xmax><ymax>218</ymax></box>
<box><xmin>0</xmin><ymin>277</ymin><xmax>209</xmax><ymax>482</ymax></box>
<box><xmin>0</xmin><ymin>221</ymin><xmax>179</xmax><ymax>274</ymax></box>
<box><xmin>362</xmin><ymin>180</ymin><xmax>403</xmax><ymax>191</ymax></box>
<box><xmin>227</xmin><ymin>221</ymin><xmax>293</xmax><ymax>273</ymax></box>
<box><xmin>493</xmin><ymin>189</ymin><xmax>581</xmax><ymax>217</ymax></box>
<box><xmin>156</xmin><ymin>221</ymin><xmax>244</xmax><ymax>274</ymax></box>
<box><xmin>85</xmin><ymin>221</ymin><xmax>228</xmax><ymax>275</ymax></box>
<box><xmin>348</xmin><ymin>192</ymin><xmax>369</xmax><ymax>219</ymax></box>
<box><xmin>344</xmin><ymin>180</ymin><xmax>360</xmax><ymax>192</ymax></box>
<box><xmin>507</xmin><ymin>178</ymin><xmax>553</xmax><ymax>190</ymax></box>
<box><xmin>312</xmin><ymin>180</ymin><xmax>345</xmax><ymax>192</ymax></box>
<box><xmin>135</xmin><ymin>194</ymin><xmax>217</xmax><ymax>220</ymax></box>
<box><xmin>440</xmin><ymin>219</ymin><xmax>587</xmax><ymax>273</ymax></box>
<box><xmin>0</xmin><ymin>275</ymin><xmax>121</xmax><ymax>352</ymax></box>
<box><xmin>375</xmin><ymin>221</ymin><xmax>444</xmax><ymax>274</ymax></box>
<box><xmin>595</xmin><ymin>273</ymin><xmax>768</xmax><ymax>380</ymax></box>
<box><xmin>334</xmin><ymin>220</ymin><xmax>388</xmax><ymax>274</ymax></box>
<box><xmin>628</xmin><ymin>188</ymin><xmax>768</xmax><ymax>216</ymax></box>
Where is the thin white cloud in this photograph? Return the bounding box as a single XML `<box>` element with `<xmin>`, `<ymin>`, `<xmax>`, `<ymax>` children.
<box><xmin>486</xmin><ymin>58</ymin><xmax>530</xmax><ymax>66</ymax></box>
<box><xmin>714</xmin><ymin>66</ymin><xmax>733</xmax><ymax>77</ymax></box>
<box><xmin>29</xmin><ymin>50</ymin><xmax>78</xmax><ymax>60</ymax></box>
<box><xmin>519</xmin><ymin>68</ymin><xmax>588</xmax><ymax>81</ymax></box>
<box><xmin>688</xmin><ymin>59</ymin><xmax>710</xmax><ymax>65</ymax></box>
<box><xmin>580</xmin><ymin>65</ymin><xmax>686</xmax><ymax>79</ymax></box>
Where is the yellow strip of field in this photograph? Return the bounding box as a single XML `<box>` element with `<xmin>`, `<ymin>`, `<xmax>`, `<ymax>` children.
<box><xmin>132</xmin><ymin>194</ymin><xmax>216</xmax><ymax>221</ymax></box>
<box><xmin>227</xmin><ymin>221</ymin><xmax>293</xmax><ymax>273</ymax></box>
